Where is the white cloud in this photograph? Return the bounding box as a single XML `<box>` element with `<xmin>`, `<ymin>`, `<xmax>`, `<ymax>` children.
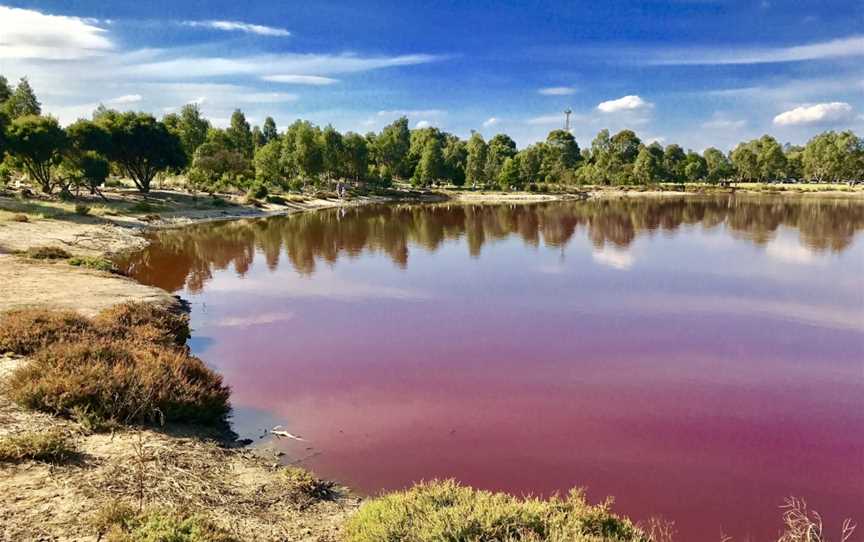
<box><xmin>765</xmin><ymin>238</ymin><xmax>819</xmax><ymax>265</ymax></box>
<box><xmin>107</xmin><ymin>94</ymin><xmax>142</xmax><ymax>104</ymax></box>
<box><xmin>482</xmin><ymin>117</ymin><xmax>499</xmax><ymax>127</ymax></box>
<box><xmin>538</xmin><ymin>86</ymin><xmax>576</xmax><ymax>96</ymax></box>
<box><xmin>262</xmin><ymin>75</ymin><xmax>339</xmax><ymax>85</ymax></box>
<box><xmin>702</xmin><ymin>113</ymin><xmax>747</xmax><ymax>130</ymax></box>
<box><xmin>592</xmin><ymin>246</ymin><xmax>634</xmax><ymax>270</ymax></box>
<box><xmin>182</xmin><ymin>20</ymin><xmax>290</xmax><ymax>37</ymax></box>
<box><xmin>773</xmin><ymin>102</ymin><xmax>855</xmax><ymax>126</ymax></box>
<box><xmin>415</xmin><ymin>120</ymin><xmax>431</xmax><ymax>129</ymax></box>
<box><xmin>597</xmin><ymin>95</ymin><xmax>653</xmax><ymax>113</ymax></box>
<box><xmin>645</xmin><ymin>35</ymin><xmax>864</xmax><ymax>65</ymax></box>
<box><xmin>215</xmin><ymin>311</ymin><xmax>295</xmax><ymax>327</ymax></box>
<box><xmin>0</xmin><ymin>5</ymin><xmax>113</xmax><ymax>59</ymax></box>
<box><xmin>128</xmin><ymin>53</ymin><xmax>440</xmax><ymax>79</ymax></box>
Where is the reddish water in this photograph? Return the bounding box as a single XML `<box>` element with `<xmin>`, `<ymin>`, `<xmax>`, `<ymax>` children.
<box><xmin>118</xmin><ymin>196</ymin><xmax>864</xmax><ymax>540</ymax></box>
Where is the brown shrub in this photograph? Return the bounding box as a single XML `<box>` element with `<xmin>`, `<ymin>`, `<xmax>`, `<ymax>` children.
<box><xmin>11</xmin><ymin>213</ymin><xmax>30</xmax><ymax>223</ymax></box>
<box><xmin>94</xmin><ymin>302</ymin><xmax>190</xmax><ymax>349</ymax></box>
<box><xmin>0</xmin><ymin>309</ymin><xmax>93</xmax><ymax>355</ymax></box>
<box><xmin>7</xmin><ymin>339</ymin><xmax>230</xmax><ymax>426</ymax></box>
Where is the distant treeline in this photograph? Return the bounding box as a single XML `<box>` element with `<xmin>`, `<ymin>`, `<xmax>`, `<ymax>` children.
<box><xmin>1</xmin><ymin>75</ymin><xmax>862</xmax><ymax>197</ymax></box>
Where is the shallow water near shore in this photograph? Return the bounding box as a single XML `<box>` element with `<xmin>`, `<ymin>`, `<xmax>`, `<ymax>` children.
<box><xmin>117</xmin><ymin>195</ymin><xmax>864</xmax><ymax>540</ymax></box>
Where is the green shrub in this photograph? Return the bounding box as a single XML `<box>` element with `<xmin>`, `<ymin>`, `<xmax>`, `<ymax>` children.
<box><xmin>0</xmin><ymin>309</ymin><xmax>93</xmax><ymax>355</ymax></box>
<box><xmin>210</xmin><ymin>196</ymin><xmax>229</xmax><ymax>208</ymax></box>
<box><xmin>68</xmin><ymin>256</ymin><xmax>116</xmax><ymax>273</ymax></box>
<box><xmin>94</xmin><ymin>302</ymin><xmax>190</xmax><ymax>348</ymax></box>
<box><xmin>74</xmin><ymin>204</ymin><xmax>91</xmax><ymax>216</ymax></box>
<box><xmin>264</xmin><ymin>194</ymin><xmax>286</xmax><ymax>205</ymax></box>
<box><xmin>26</xmin><ymin>246</ymin><xmax>71</xmax><ymax>259</ymax></box>
<box><xmin>344</xmin><ymin>480</ymin><xmax>648</xmax><ymax>542</ymax></box>
<box><xmin>246</xmin><ymin>183</ymin><xmax>268</xmax><ymax>200</ymax></box>
<box><xmin>0</xmin><ymin>429</ymin><xmax>76</xmax><ymax>463</ymax></box>
<box><xmin>8</xmin><ymin>339</ymin><xmax>230</xmax><ymax>426</ymax></box>
<box><xmin>92</xmin><ymin>504</ymin><xmax>236</xmax><ymax>542</ymax></box>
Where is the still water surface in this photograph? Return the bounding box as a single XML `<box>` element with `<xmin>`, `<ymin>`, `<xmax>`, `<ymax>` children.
<box><xmin>118</xmin><ymin>195</ymin><xmax>864</xmax><ymax>539</ymax></box>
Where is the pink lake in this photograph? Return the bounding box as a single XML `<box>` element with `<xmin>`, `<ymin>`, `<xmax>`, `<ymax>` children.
<box><xmin>118</xmin><ymin>195</ymin><xmax>864</xmax><ymax>540</ymax></box>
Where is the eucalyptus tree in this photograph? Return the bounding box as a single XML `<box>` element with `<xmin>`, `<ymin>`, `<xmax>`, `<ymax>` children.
<box><xmin>98</xmin><ymin>111</ymin><xmax>186</xmax><ymax>193</ymax></box>
<box><xmin>465</xmin><ymin>132</ymin><xmax>488</xmax><ymax>188</ymax></box>
<box><xmin>5</xmin><ymin>115</ymin><xmax>68</xmax><ymax>193</ymax></box>
<box><xmin>375</xmin><ymin>117</ymin><xmax>410</xmax><ymax>178</ymax></box>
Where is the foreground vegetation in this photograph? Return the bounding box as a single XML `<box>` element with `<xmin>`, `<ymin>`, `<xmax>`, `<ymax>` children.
<box><xmin>0</xmin><ymin>303</ymin><xmax>228</xmax><ymax>426</ymax></box>
<box><xmin>0</xmin><ymin>75</ymin><xmax>861</xmax><ymax>205</ymax></box>
<box><xmin>345</xmin><ymin>480</ymin><xmax>648</xmax><ymax>542</ymax></box>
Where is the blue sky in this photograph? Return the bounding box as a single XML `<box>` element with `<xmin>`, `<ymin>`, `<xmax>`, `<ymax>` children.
<box><xmin>1</xmin><ymin>0</ymin><xmax>862</xmax><ymax>150</ymax></box>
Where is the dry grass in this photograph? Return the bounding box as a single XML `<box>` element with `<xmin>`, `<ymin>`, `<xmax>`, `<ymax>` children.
<box><xmin>7</xmin><ymin>339</ymin><xmax>230</xmax><ymax>426</ymax></box>
<box><xmin>778</xmin><ymin>497</ymin><xmax>856</xmax><ymax>542</ymax></box>
<box><xmin>0</xmin><ymin>308</ymin><xmax>93</xmax><ymax>355</ymax></box>
<box><xmin>94</xmin><ymin>302</ymin><xmax>190</xmax><ymax>348</ymax></box>
<box><xmin>0</xmin><ymin>428</ymin><xmax>76</xmax><ymax>463</ymax></box>
<box><xmin>91</xmin><ymin>502</ymin><xmax>238</xmax><ymax>542</ymax></box>
<box><xmin>344</xmin><ymin>479</ymin><xmax>648</xmax><ymax>542</ymax></box>
<box><xmin>26</xmin><ymin>245</ymin><xmax>71</xmax><ymax>259</ymax></box>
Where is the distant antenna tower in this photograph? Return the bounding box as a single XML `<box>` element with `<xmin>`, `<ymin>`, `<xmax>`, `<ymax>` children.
<box><xmin>563</xmin><ymin>109</ymin><xmax>572</xmax><ymax>131</ymax></box>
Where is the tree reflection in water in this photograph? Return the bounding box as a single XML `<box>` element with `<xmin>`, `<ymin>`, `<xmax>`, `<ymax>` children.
<box><xmin>116</xmin><ymin>195</ymin><xmax>864</xmax><ymax>293</ymax></box>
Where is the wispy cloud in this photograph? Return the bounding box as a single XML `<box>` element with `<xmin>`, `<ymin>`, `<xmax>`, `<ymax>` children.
<box><xmin>415</xmin><ymin>120</ymin><xmax>432</xmax><ymax>128</ymax></box>
<box><xmin>644</xmin><ymin>35</ymin><xmax>864</xmax><ymax>65</ymax></box>
<box><xmin>262</xmin><ymin>75</ymin><xmax>339</xmax><ymax>85</ymax></box>
<box><xmin>773</xmin><ymin>102</ymin><xmax>855</xmax><ymax>126</ymax></box>
<box><xmin>377</xmin><ymin>109</ymin><xmax>445</xmax><ymax>117</ymax></box>
<box><xmin>526</xmin><ymin>114</ymin><xmax>566</xmax><ymax>125</ymax></box>
<box><xmin>106</xmin><ymin>94</ymin><xmax>143</xmax><ymax>104</ymax></box>
<box><xmin>0</xmin><ymin>5</ymin><xmax>113</xmax><ymax>59</ymax></box>
<box><xmin>702</xmin><ymin>113</ymin><xmax>747</xmax><ymax>130</ymax></box>
<box><xmin>127</xmin><ymin>53</ymin><xmax>441</xmax><ymax>79</ymax></box>
<box><xmin>538</xmin><ymin>86</ymin><xmax>576</xmax><ymax>96</ymax></box>
<box><xmin>182</xmin><ymin>20</ymin><xmax>291</xmax><ymax>37</ymax></box>
<box><xmin>597</xmin><ymin>95</ymin><xmax>652</xmax><ymax>113</ymax></box>
<box><xmin>482</xmin><ymin>117</ymin><xmax>499</xmax><ymax>128</ymax></box>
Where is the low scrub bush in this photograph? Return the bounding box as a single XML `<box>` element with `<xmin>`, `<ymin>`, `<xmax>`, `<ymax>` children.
<box><xmin>280</xmin><ymin>467</ymin><xmax>338</xmax><ymax>508</ymax></box>
<box><xmin>0</xmin><ymin>429</ymin><xmax>76</xmax><ymax>463</ymax></box>
<box><xmin>0</xmin><ymin>303</ymin><xmax>186</xmax><ymax>355</ymax></box>
<box><xmin>343</xmin><ymin>479</ymin><xmax>648</xmax><ymax>542</ymax></box>
<box><xmin>0</xmin><ymin>309</ymin><xmax>93</xmax><ymax>355</ymax></box>
<box><xmin>94</xmin><ymin>302</ymin><xmax>190</xmax><ymax>348</ymax></box>
<box><xmin>26</xmin><ymin>246</ymin><xmax>71</xmax><ymax>260</ymax></box>
<box><xmin>264</xmin><ymin>194</ymin><xmax>287</xmax><ymax>205</ymax></box>
<box><xmin>68</xmin><ymin>256</ymin><xmax>116</xmax><ymax>273</ymax></box>
<box><xmin>92</xmin><ymin>503</ymin><xmax>236</xmax><ymax>542</ymax></box>
<box><xmin>11</xmin><ymin>213</ymin><xmax>29</xmax><ymax>222</ymax></box>
<box><xmin>8</xmin><ymin>339</ymin><xmax>230</xmax><ymax>426</ymax></box>
<box><xmin>74</xmin><ymin>204</ymin><xmax>91</xmax><ymax>216</ymax></box>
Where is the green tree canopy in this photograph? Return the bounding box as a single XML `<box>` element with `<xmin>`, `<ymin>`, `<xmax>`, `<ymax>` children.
<box><xmin>4</xmin><ymin>78</ymin><xmax>41</xmax><ymax>119</ymax></box>
<box><xmin>98</xmin><ymin>111</ymin><xmax>186</xmax><ymax>193</ymax></box>
<box><xmin>412</xmin><ymin>137</ymin><xmax>445</xmax><ymax>187</ymax></box>
<box><xmin>633</xmin><ymin>146</ymin><xmax>661</xmax><ymax>184</ymax></box>
<box><xmin>465</xmin><ymin>132</ymin><xmax>488</xmax><ymax>188</ymax></box>
<box><xmin>6</xmin><ymin>115</ymin><xmax>68</xmax><ymax>193</ymax></box>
